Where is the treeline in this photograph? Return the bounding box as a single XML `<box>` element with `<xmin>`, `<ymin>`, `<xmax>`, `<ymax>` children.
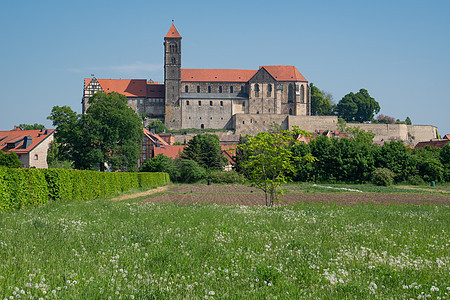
<box><xmin>0</xmin><ymin>168</ymin><xmax>169</xmax><ymax>211</ymax></box>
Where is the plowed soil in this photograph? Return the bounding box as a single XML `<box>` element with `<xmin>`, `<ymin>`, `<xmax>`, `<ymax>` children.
<box><xmin>142</xmin><ymin>185</ymin><xmax>450</xmax><ymax>206</ymax></box>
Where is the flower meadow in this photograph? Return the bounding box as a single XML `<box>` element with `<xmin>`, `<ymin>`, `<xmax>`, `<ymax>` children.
<box><xmin>0</xmin><ymin>196</ymin><xmax>449</xmax><ymax>299</ymax></box>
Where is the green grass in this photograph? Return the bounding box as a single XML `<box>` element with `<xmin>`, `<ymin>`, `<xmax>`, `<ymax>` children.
<box><xmin>0</xmin><ymin>194</ymin><xmax>449</xmax><ymax>298</ymax></box>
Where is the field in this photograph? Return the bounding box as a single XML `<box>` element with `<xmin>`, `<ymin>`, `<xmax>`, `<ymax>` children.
<box><xmin>0</xmin><ymin>183</ymin><xmax>449</xmax><ymax>299</ymax></box>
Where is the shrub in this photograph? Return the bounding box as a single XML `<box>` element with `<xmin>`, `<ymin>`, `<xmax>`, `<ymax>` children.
<box><xmin>372</xmin><ymin>168</ymin><xmax>395</xmax><ymax>186</ymax></box>
<box><xmin>208</xmin><ymin>170</ymin><xmax>245</xmax><ymax>184</ymax></box>
<box><xmin>140</xmin><ymin>155</ymin><xmax>179</xmax><ymax>182</ymax></box>
<box><xmin>177</xmin><ymin>159</ymin><xmax>206</xmax><ymax>183</ymax></box>
<box><xmin>406</xmin><ymin>175</ymin><xmax>425</xmax><ymax>186</ymax></box>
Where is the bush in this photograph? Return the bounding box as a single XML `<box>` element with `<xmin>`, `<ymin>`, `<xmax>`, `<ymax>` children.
<box><xmin>177</xmin><ymin>159</ymin><xmax>206</xmax><ymax>183</ymax></box>
<box><xmin>208</xmin><ymin>170</ymin><xmax>245</xmax><ymax>184</ymax></box>
<box><xmin>372</xmin><ymin>168</ymin><xmax>395</xmax><ymax>186</ymax></box>
<box><xmin>406</xmin><ymin>175</ymin><xmax>425</xmax><ymax>186</ymax></box>
<box><xmin>140</xmin><ymin>155</ymin><xmax>179</xmax><ymax>182</ymax></box>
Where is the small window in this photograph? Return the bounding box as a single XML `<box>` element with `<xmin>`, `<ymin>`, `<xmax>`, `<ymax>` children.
<box><xmin>289</xmin><ymin>108</ymin><xmax>293</xmax><ymax>115</ymax></box>
<box><xmin>219</xmin><ymin>86</ymin><xmax>222</xmax><ymax>93</ymax></box>
<box><xmin>208</xmin><ymin>86</ymin><xmax>211</xmax><ymax>93</ymax></box>
<box><xmin>143</xmin><ymin>138</ymin><xmax>146</xmax><ymax>142</ymax></box>
<box><xmin>242</xmin><ymin>102</ymin><xmax>245</xmax><ymax>107</ymax></box>
<box><xmin>186</xmin><ymin>100</ymin><xmax>190</xmax><ymax>106</ymax></box>
<box><xmin>185</xmin><ymin>85</ymin><xmax>188</xmax><ymax>93</ymax></box>
<box><xmin>197</xmin><ymin>86</ymin><xmax>200</xmax><ymax>93</ymax></box>
<box><xmin>210</xmin><ymin>101</ymin><xmax>213</xmax><ymax>106</ymax></box>
<box><xmin>198</xmin><ymin>101</ymin><xmax>201</xmax><ymax>106</ymax></box>
<box><xmin>143</xmin><ymin>154</ymin><xmax>146</xmax><ymax>160</ymax></box>
<box><xmin>171</xmin><ymin>57</ymin><xmax>176</xmax><ymax>64</ymax></box>
<box><xmin>230</xmin><ymin>86</ymin><xmax>233</xmax><ymax>93</ymax></box>
<box><xmin>267</xmin><ymin>84</ymin><xmax>272</xmax><ymax>97</ymax></box>
<box><xmin>220</xmin><ymin>101</ymin><xmax>223</xmax><ymax>106</ymax></box>
<box><xmin>143</xmin><ymin>146</ymin><xmax>146</xmax><ymax>151</ymax></box>
<box><xmin>241</xmin><ymin>86</ymin><xmax>244</xmax><ymax>93</ymax></box>
<box><xmin>34</xmin><ymin>154</ymin><xmax>38</xmax><ymax>160</ymax></box>
<box><xmin>201</xmin><ymin>124</ymin><xmax>204</xmax><ymax>129</ymax></box>
<box><xmin>255</xmin><ymin>84</ymin><xmax>260</xmax><ymax>97</ymax></box>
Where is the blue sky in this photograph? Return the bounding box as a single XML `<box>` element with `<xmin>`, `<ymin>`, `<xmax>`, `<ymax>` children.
<box><xmin>1</xmin><ymin>0</ymin><xmax>449</xmax><ymax>135</ymax></box>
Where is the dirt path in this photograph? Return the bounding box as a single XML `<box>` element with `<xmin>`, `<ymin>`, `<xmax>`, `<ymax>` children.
<box><xmin>111</xmin><ymin>184</ymin><xmax>176</xmax><ymax>201</ymax></box>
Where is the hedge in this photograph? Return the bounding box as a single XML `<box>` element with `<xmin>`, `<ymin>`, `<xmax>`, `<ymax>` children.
<box><xmin>0</xmin><ymin>168</ymin><xmax>170</xmax><ymax>212</ymax></box>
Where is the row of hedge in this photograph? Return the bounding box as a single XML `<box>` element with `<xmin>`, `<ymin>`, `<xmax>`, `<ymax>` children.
<box><xmin>0</xmin><ymin>168</ymin><xmax>170</xmax><ymax>211</ymax></box>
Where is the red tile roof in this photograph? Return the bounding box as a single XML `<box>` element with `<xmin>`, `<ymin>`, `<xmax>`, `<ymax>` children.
<box><xmin>415</xmin><ymin>140</ymin><xmax>450</xmax><ymax>149</ymax></box>
<box><xmin>84</xmin><ymin>79</ymin><xmax>164</xmax><ymax>98</ymax></box>
<box><xmin>153</xmin><ymin>145</ymin><xmax>185</xmax><ymax>159</ymax></box>
<box><xmin>260</xmin><ymin>65</ymin><xmax>307</xmax><ymax>82</ymax></box>
<box><xmin>443</xmin><ymin>134</ymin><xmax>450</xmax><ymax>140</ymax></box>
<box><xmin>143</xmin><ymin>128</ymin><xmax>169</xmax><ymax>146</ymax></box>
<box><xmin>181</xmin><ymin>69</ymin><xmax>257</xmax><ymax>82</ymax></box>
<box><xmin>0</xmin><ymin>129</ymin><xmax>55</xmax><ymax>154</ymax></box>
<box><xmin>165</xmin><ymin>24</ymin><xmax>181</xmax><ymax>38</ymax></box>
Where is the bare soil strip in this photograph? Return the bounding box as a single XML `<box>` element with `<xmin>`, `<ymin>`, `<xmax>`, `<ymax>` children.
<box><xmin>111</xmin><ymin>184</ymin><xmax>176</xmax><ymax>201</ymax></box>
<box><xmin>141</xmin><ymin>185</ymin><xmax>450</xmax><ymax>206</ymax></box>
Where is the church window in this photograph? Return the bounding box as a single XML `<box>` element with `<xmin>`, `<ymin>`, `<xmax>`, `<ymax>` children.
<box><xmin>288</xmin><ymin>84</ymin><xmax>294</xmax><ymax>103</ymax></box>
<box><xmin>198</xmin><ymin>101</ymin><xmax>201</xmax><ymax>106</ymax></box>
<box><xmin>255</xmin><ymin>84</ymin><xmax>260</xmax><ymax>97</ymax></box>
<box><xmin>186</xmin><ymin>100</ymin><xmax>189</xmax><ymax>106</ymax></box>
<box><xmin>171</xmin><ymin>57</ymin><xmax>176</xmax><ymax>64</ymax></box>
<box><xmin>197</xmin><ymin>86</ymin><xmax>200</xmax><ymax>93</ymax></box>
<box><xmin>220</xmin><ymin>101</ymin><xmax>223</xmax><ymax>106</ymax></box>
<box><xmin>174</xmin><ymin>44</ymin><xmax>177</xmax><ymax>52</ymax></box>
<box><xmin>267</xmin><ymin>84</ymin><xmax>272</xmax><ymax>97</ymax></box>
<box><xmin>219</xmin><ymin>86</ymin><xmax>222</xmax><ymax>93</ymax></box>
<box><xmin>289</xmin><ymin>108</ymin><xmax>293</xmax><ymax>115</ymax></box>
<box><xmin>185</xmin><ymin>85</ymin><xmax>188</xmax><ymax>92</ymax></box>
<box><xmin>300</xmin><ymin>85</ymin><xmax>304</xmax><ymax>102</ymax></box>
<box><xmin>208</xmin><ymin>86</ymin><xmax>211</xmax><ymax>93</ymax></box>
<box><xmin>210</xmin><ymin>101</ymin><xmax>213</xmax><ymax>106</ymax></box>
<box><xmin>230</xmin><ymin>86</ymin><xmax>233</xmax><ymax>93</ymax></box>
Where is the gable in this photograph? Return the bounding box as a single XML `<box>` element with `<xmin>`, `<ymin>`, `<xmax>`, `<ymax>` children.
<box><xmin>248</xmin><ymin>67</ymin><xmax>276</xmax><ymax>83</ymax></box>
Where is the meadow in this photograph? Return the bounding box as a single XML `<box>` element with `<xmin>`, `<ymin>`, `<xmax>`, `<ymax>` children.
<box><xmin>0</xmin><ymin>184</ymin><xmax>449</xmax><ymax>299</ymax></box>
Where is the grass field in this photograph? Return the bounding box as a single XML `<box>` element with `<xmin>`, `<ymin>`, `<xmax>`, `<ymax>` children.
<box><xmin>0</xmin><ymin>184</ymin><xmax>449</xmax><ymax>299</ymax></box>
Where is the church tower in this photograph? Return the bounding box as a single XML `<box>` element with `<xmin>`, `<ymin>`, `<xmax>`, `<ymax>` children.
<box><xmin>164</xmin><ymin>23</ymin><xmax>182</xmax><ymax>129</ymax></box>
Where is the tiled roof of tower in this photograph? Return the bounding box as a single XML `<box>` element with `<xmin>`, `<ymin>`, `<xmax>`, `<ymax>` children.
<box><xmin>84</xmin><ymin>79</ymin><xmax>164</xmax><ymax>98</ymax></box>
<box><xmin>0</xmin><ymin>129</ymin><xmax>55</xmax><ymax>154</ymax></box>
<box><xmin>260</xmin><ymin>65</ymin><xmax>308</xmax><ymax>82</ymax></box>
<box><xmin>165</xmin><ymin>24</ymin><xmax>181</xmax><ymax>38</ymax></box>
<box><xmin>181</xmin><ymin>69</ymin><xmax>257</xmax><ymax>82</ymax></box>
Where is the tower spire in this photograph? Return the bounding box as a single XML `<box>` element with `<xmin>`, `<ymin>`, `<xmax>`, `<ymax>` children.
<box><xmin>165</xmin><ymin>23</ymin><xmax>181</xmax><ymax>38</ymax></box>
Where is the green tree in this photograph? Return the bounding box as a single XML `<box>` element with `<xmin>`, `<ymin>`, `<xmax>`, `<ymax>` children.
<box><xmin>237</xmin><ymin>127</ymin><xmax>316</xmax><ymax>206</ymax></box>
<box><xmin>310</xmin><ymin>83</ymin><xmax>333</xmax><ymax>116</ymax></box>
<box><xmin>440</xmin><ymin>143</ymin><xmax>450</xmax><ymax>181</ymax></box>
<box><xmin>147</xmin><ymin>119</ymin><xmax>168</xmax><ymax>134</ymax></box>
<box><xmin>46</xmin><ymin>142</ymin><xmax>73</xmax><ymax>169</ymax></box>
<box><xmin>182</xmin><ymin>134</ymin><xmax>226</xmax><ymax>170</ymax></box>
<box><xmin>140</xmin><ymin>154</ymin><xmax>179</xmax><ymax>181</ymax></box>
<box><xmin>177</xmin><ymin>159</ymin><xmax>207</xmax><ymax>183</ymax></box>
<box><xmin>48</xmin><ymin>92</ymin><xmax>143</xmax><ymax>171</ymax></box>
<box><xmin>375</xmin><ymin>141</ymin><xmax>417</xmax><ymax>182</ymax></box>
<box><xmin>405</xmin><ymin>116</ymin><xmax>412</xmax><ymax>125</ymax></box>
<box><xmin>0</xmin><ymin>151</ymin><xmax>22</xmax><ymax>168</ymax></box>
<box><xmin>335</xmin><ymin>89</ymin><xmax>380</xmax><ymax>122</ymax></box>
<box><xmin>16</xmin><ymin>123</ymin><xmax>46</xmax><ymax>130</ymax></box>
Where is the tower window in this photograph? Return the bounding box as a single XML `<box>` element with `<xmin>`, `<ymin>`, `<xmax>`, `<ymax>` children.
<box><xmin>300</xmin><ymin>85</ymin><xmax>304</xmax><ymax>102</ymax></box>
<box><xmin>197</xmin><ymin>86</ymin><xmax>200</xmax><ymax>93</ymax></box>
<box><xmin>255</xmin><ymin>84</ymin><xmax>260</xmax><ymax>97</ymax></box>
<box><xmin>230</xmin><ymin>86</ymin><xmax>233</xmax><ymax>93</ymax></box>
<box><xmin>219</xmin><ymin>86</ymin><xmax>222</xmax><ymax>93</ymax></box>
<box><xmin>210</xmin><ymin>101</ymin><xmax>213</xmax><ymax>106</ymax></box>
<box><xmin>267</xmin><ymin>84</ymin><xmax>272</xmax><ymax>97</ymax></box>
<box><xmin>171</xmin><ymin>57</ymin><xmax>176</xmax><ymax>64</ymax></box>
<box><xmin>198</xmin><ymin>101</ymin><xmax>201</xmax><ymax>106</ymax></box>
<box><xmin>288</xmin><ymin>84</ymin><xmax>294</xmax><ymax>103</ymax></box>
<box><xmin>185</xmin><ymin>85</ymin><xmax>188</xmax><ymax>93</ymax></box>
<box><xmin>289</xmin><ymin>108</ymin><xmax>293</xmax><ymax>115</ymax></box>
<box><xmin>186</xmin><ymin>100</ymin><xmax>189</xmax><ymax>106</ymax></box>
<box><xmin>208</xmin><ymin>86</ymin><xmax>211</xmax><ymax>93</ymax></box>
<box><xmin>220</xmin><ymin>101</ymin><xmax>223</xmax><ymax>106</ymax></box>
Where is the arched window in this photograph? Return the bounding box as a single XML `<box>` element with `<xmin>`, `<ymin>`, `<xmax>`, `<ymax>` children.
<box><xmin>255</xmin><ymin>84</ymin><xmax>260</xmax><ymax>97</ymax></box>
<box><xmin>219</xmin><ymin>86</ymin><xmax>222</xmax><ymax>93</ymax></box>
<box><xmin>230</xmin><ymin>86</ymin><xmax>233</xmax><ymax>93</ymax></box>
<box><xmin>171</xmin><ymin>57</ymin><xmax>176</xmax><ymax>64</ymax></box>
<box><xmin>198</xmin><ymin>101</ymin><xmax>201</xmax><ymax>106</ymax></box>
<box><xmin>185</xmin><ymin>85</ymin><xmax>188</xmax><ymax>93</ymax></box>
<box><xmin>174</xmin><ymin>44</ymin><xmax>177</xmax><ymax>52</ymax></box>
<box><xmin>210</xmin><ymin>101</ymin><xmax>213</xmax><ymax>106</ymax></box>
<box><xmin>34</xmin><ymin>154</ymin><xmax>38</xmax><ymax>160</ymax></box>
<box><xmin>289</xmin><ymin>108</ymin><xmax>293</xmax><ymax>115</ymax></box>
<box><xmin>220</xmin><ymin>101</ymin><xmax>223</xmax><ymax>106</ymax></box>
<box><xmin>267</xmin><ymin>84</ymin><xmax>272</xmax><ymax>97</ymax></box>
<box><xmin>208</xmin><ymin>86</ymin><xmax>211</xmax><ymax>93</ymax></box>
<box><xmin>288</xmin><ymin>84</ymin><xmax>294</xmax><ymax>103</ymax></box>
<box><xmin>300</xmin><ymin>85</ymin><xmax>304</xmax><ymax>102</ymax></box>
<box><xmin>201</xmin><ymin>124</ymin><xmax>204</xmax><ymax>129</ymax></box>
<box><xmin>197</xmin><ymin>86</ymin><xmax>200</xmax><ymax>93</ymax></box>
<box><xmin>186</xmin><ymin>100</ymin><xmax>190</xmax><ymax>106</ymax></box>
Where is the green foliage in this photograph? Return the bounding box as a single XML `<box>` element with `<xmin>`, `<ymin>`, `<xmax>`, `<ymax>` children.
<box><xmin>406</xmin><ymin>175</ymin><xmax>425</xmax><ymax>186</ymax></box>
<box><xmin>46</xmin><ymin>142</ymin><xmax>73</xmax><ymax>169</ymax></box>
<box><xmin>440</xmin><ymin>143</ymin><xmax>450</xmax><ymax>181</ymax></box>
<box><xmin>335</xmin><ymin>89</ymin><xmax>380</xmax><ymax>122</ymax></box>
<box><xmin>413</xmin><ymin>148</ymin><xmax>444</xmax><ymax>183</ymax></box>
<box><xmin>16</xmin><ymin>123</ymin><xmax>46</xmax><ymax>130</ymax></box>
<box><xmin>405</xmin><ymin>116</ymin><xmax>412</xmax><ymax>125</ymax></box>
<box><xmin>182</xmin><ymin>134</ymin><xmax>226</xmax><ymax>170</ymax></box>
<box><xmin>372</xmin><ymin>168</ymin><xmax>395</xmax><ymax>186</ymax></box>
<box><xmin>375</xmin><ymin>141</ymin><xmax>416</xmax><ymax>182</ymax></box>
<box><xmin>0</xmin><ymin>151</ymin><xmax>22</xmax><ymax>168</ymax></box>
<box><xmin>140</xmin><ymin>154</ymin><xmax>179</xmax><ymax>182</ymax></box>
<box><xmin>48</xmin><ymin>92</ymin><xmax>143</xmax><ymax>171</ymax></box>
<box><xmin>0</xmin><ymin>168</ymin><xmax>170</xmax><ymax>211</ymax></box>
<box><xmin>147</xmin><ymin>119</ymin><xmax>168</xmax><ymax>134</ymax></box>
<box><xmin>310</xmin><ymin>83</ymin><xmax>334</xmax><ymax>116</ymax></box>
<box><xmin>237</xmin><ymin>127</ymin><xmax>316</xmax><ymax>206</ymax></box>
<box><xmin>177</xmin><ymin>159</ymin><xmax>207</xmax><ymax>183</ymax></box>
<box><xmin>208</xmin><ymin>170</ymin><xmax>245</xmax><ymax>184</ymax></box>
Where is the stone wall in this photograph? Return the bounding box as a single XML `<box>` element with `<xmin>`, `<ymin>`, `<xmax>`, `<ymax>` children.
<box><xmin>181</xmin><ymin>98</ymin><xmax>233</xmax><ymax>129</ymax></box>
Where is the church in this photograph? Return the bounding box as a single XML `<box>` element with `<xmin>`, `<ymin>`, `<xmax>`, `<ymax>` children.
<box><xmin>83</xmin><ymin>24</ymin><xmax>311</xmax><ymax>130</ymax></box>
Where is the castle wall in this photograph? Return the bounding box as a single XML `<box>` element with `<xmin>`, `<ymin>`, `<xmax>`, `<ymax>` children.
<box><xmin>234</xmin><ymin>114</ymin><xmax>289</xmax><ymax>135</ymax></box>
<box><xmin>288</xmin><ymin>116</ymin><xmax>338</xmax><ymax>132</ymax></box>
<box><xmin>181</xmin><ymin>98</ymin><xmax>233</xmax><ymax>129</ymax></box>
<box><xmin>182</xmin><ymin>82</ymin><xmax>248</xmax><ymax>94</ymax></box>
<box><xmin>407</xmin><ymin>125</ymin><xmax>438</xmax><ymax>143</ymax></box>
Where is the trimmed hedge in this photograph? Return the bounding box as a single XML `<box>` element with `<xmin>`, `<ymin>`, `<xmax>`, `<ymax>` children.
<box><xmin>0</xmin><ymin>168</ymin><xmax>170</xmax><ymax>211</ymax></box>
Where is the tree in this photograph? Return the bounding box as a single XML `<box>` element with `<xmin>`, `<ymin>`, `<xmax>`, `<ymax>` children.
<box><xmin>181</xmin><ymin>134</ymin><xmax>226</xmax><ymax>170</ymax></box>
<box><xmin>237</xmin><ymin>127</ymin><xmax>316</xmax><ymax>206</ymax></box>
<box><xmin>48</xmin><ymin>92</ymin><xmax>143</xmax><ymax>171</ymax></box>
<box><xmin>140</xmin><ymin>154</ymin><xmax>179</xmax><ymax>181</ymax></box>
<box><xmin>405</xmin><ymin>116</ymin><xmax>412</xmax><ymax>125</ymax></box>
<box><xmin>16</xmin><ymin>123</ymin><xmax>46</xmax><ymax>130</ymax></box>
<box><xmin>310</xmin><ymin>83</ymin><xmax>333</xmax><ymax>116</ymax></box>
<box><xmin>376</xmin><ymin>114</ymin><xmax>396</xmax><ymax>124</ymax></box>
<box><xmin>335</xmin><ymin>89</ymin><xmax>380</xmax><ymax>122</ymax></box>
<box><xmin>0</xmin><ymin>151</ymin><xmax>22</xmax><ymax>168</ymax></box>
<box><xmin>46</xmin><ymin>142</ymin><xmax>73</xmax><ymax>169</ymax></box>
<box><xmin>147</xmin><ymin>119</ymin><xmax>168</xmax><ymax>134</ymax></box>
<box><xmin>375</xmin><ymin>141</ymin><xmax>417</xmax><ymax>182</ymax></box>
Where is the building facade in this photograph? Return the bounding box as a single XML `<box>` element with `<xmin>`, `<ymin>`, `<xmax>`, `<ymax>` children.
<box><xmin>83</xmin><ymin>24</ymin><xmax>311</xmax><ymax>130</ymax></box>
